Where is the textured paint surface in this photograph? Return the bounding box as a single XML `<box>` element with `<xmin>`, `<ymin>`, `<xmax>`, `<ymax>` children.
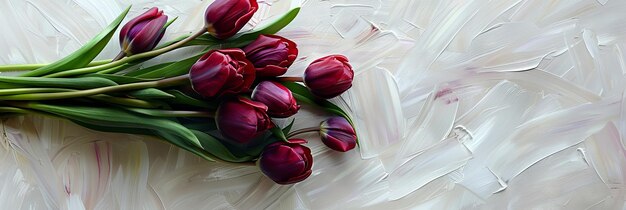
<box><xmin>1</xmin><ymin>0</ymin><xmax>626</xmax><ymax>209</ymax></box>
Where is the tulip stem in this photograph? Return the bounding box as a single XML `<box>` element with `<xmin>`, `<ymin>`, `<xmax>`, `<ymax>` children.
<box><xmin>0</xmin><ymin>60</ymin><xmax>111</xmax><ymax>72</ymax></box>
<box><xmin>0</xmin><ymin>75</ymin><xmax>190</xmax><ymax>100</ymax></box>
<box><xmin>277</xmin><ymin>77</ymin><xmax>304</xmax><ymax>83</ymax></box>
<box><xmin>42</xmin><ymin>29</ymin><xmax>207</xmax><ymax>78</ymax></box>
<box><xmin>286</xmin><ymin>127</ymin><xmax>320</xmax><ymax>138</ymax></box>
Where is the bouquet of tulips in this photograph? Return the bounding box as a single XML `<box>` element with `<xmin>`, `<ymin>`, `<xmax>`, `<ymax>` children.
<box><xmin>0</xmin><ymin>0</ymin><xmax>357</xmax><ymax>185</ymax></box>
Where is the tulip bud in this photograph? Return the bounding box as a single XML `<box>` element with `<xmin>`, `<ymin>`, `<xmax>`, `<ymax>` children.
<box><xmin>259</xmin><ymin>139</ymin><xmax>313</xmax><ymax>184</ymax></box>
<box><xmin>303</xmin><ymin>55</ymin><xmax>354</xmax><ymax>99</ymax></box>
<box><xmin>251</xmin><ymin>81</ymin><xmax>300</xmax><ymax>118</ymax></box>
<box><xmin>320</xmin><ymin>117</ymin><xmax>356</xmax><ymax>152</ymax></box>
<box><xmin>216</xmin><ymin>97</ymin><xmax>273</xmax><ymax>144</ymax></box>
<box><xmin>119</xmin><ymin>7</ymin><xmax>168</xmax><ymax>55</ymax></box>
<box><xmin>205</xmin><ymin>0</ymin><xmax>259</xmax><ymax>39</ymax></box>
<box><xmin>190</xmin><ymin>49</ymin><xmax>255</xmax><ymax>98</ymax></box>
<box><xmin>243</xmin><ymin>35</ymin><xmax>298</xmax><ymax>77</ymax></box>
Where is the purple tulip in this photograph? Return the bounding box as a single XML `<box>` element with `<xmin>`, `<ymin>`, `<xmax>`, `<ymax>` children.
<box><xmin>119</xmin><ymin>7</ymin><xmax>168</xmax><ymax>55</ymax></box>
<box><xmin>243</xmin><ymin>35</ymin><xmax>298</xmax><ymax>77</ymax></box>
<box><xmin>205</xmin><ymin>0</ymin><xmax>259</xmax><ymax>39</ymax></box>
<box><xmin>190</xmin><ymin>49</ymin><xmax>255</xmax><ymax>98</ymax></box>
<box><xmin>259</xmin><ymin>139</ymin><xmax>313</xmax><ymax>185</ymax></box>
<box><xmin>216</xmin><ymin>97</ymin><xmax>273</xmax><ymax>144</ymax></box>
<box><xmin>320</xmin><ymin>117</ymin><xmax>356</xmax><ymax>152</ymax></box>
<box><xmin>303</xmin><ymin>55</ymin><xmax>354</xmax><ymax>99</ymax></box>
<box><xmin>251</xmin><ymin>81</ymin><xmax>300</xmax><ymax>118</ymax></box>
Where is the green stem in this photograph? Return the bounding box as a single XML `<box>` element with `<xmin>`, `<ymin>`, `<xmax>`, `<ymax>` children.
<box><xmin>45</xmin><ymin>29</ymin><xmax>207</xmax><ymax>78</ymax></box>
<box><xmin>0</xmin><ymin>88</ymin><xmax>73</xmax><ymax>95</ymax></box>
<box><xmin>0</xmin><ymin>75</ymin><xmax>190</xmax><ymax>100</ymax></box>
<box><xmin>0</xmin><ymin>60</ymin><xmax>111</xmax><ymax>72</ymax></box>
<box><xmin>286</xmin><ymin>127</ymin><xmax>320</xmax><ymax>138</ymax></box>
<box><xmin>95</xmin><ymin>63</ymin><xmax>134</xmax><ymax>74</ymax></box>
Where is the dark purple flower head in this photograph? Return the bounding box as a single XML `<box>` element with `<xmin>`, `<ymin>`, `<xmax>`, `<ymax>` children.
<box><xmin>205</xmin><ymin>0</ymin><xmax>258</xmax><ymax>39</ymax></box>
<box><xmin>251</xmin><ymin>81</ymin><xmax>300</xmax><ymax>118</ymax></box>
<box><xmin>120</xmin><ymin>7</ymin><xmax>168</xmax><ymax>55</ymax></box>
<box><xmin>259</xmin><ymin>139</ymin><xmax>313</xmax><ymax>184</ymax></box>
<box><xmin>215</xmin><ymin>97</ymin><xmax>273</xmax><ymax>144</ymax></box>
<box><xmin>320</xmin><ymin>117</ymin><xmax>356</xmax><ymax>152</ymax></box>
<box><xmin>303</xmin><ymin>55</ymin><xmax>354</xmax><ymax>99</ymax></box>
<box><xmin>190</xmin><ymin>49</ymin><xmax>255</xmax><ymax>98</ymax></box>
<box><xmin>243</xmin><ymin>35</ymin><xmax>298</xmax><ymax>77</ymax></box>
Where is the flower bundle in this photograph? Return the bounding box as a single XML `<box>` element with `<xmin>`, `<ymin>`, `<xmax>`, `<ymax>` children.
<box><xmin>0</xmin><ymin>0</ymin><xmax>357</xmax><ymax>185</ymax></box>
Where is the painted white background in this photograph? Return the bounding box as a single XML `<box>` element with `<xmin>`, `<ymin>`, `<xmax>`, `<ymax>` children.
<box><xmin>1</xmin><ymin>0</ymin><xmax>625</xmax><ymax>209</ymax></box>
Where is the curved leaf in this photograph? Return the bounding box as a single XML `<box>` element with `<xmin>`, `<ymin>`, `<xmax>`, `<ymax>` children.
<box><xmin>281</xmin><ymin>81</ymin><xmax>353</xmax><ymax>123</ymax></box>
<box><xmin>185</xmin><ymin>7</ymin><xmax>301</xmax><ymax>47</ymax></box>
<box><xmin>132</xmin><ymin>53</ymin><xmax>205</xmax><ymax>79</ymax></box>
<box><xmin>191</xmin><ymin>130</ymin><xmax>256</xmax><ymax>162</ymax></box>
<box><xmin>127</xmin><ymin>88</ymin><xmax>175</xmax><ymax>99</ymax></box>
<box><xmin>25</xmin><ymin>103</ymin><xmax>203</xmax><ymax>150</ymax></box>
<box><xmin>232</xmin><ymin>7</ymin><xmax>301</xmax><ymax>41</ymax></box>
<box><xmin>165</xmin><ymin>90</ymin><xmax>218</xmax><ymax>109</ymax></box>
<box><xmin>21</xmin><ymin>6</ymin><xmax>132</xmax><ymax>77</ymax></box>
<box><xmin>270</xmin><ymin>125</ymin><xmax>288</xmax><ymax>142</ymax></box>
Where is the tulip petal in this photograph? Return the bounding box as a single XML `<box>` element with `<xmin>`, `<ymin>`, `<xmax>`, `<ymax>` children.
<box><xmin>125</xmin><ymin>15</ymin><xmax>168</xmax><ymax>54</ymax></box>
<box><xmin>120</xmin><ymin>7</ymin><xmax>160</xmax><ymax>45</ymax></box>
<box><xmin>205</xmin><ymin>0</ymin><xmax>258</xmax><ymax>39</ymax></box>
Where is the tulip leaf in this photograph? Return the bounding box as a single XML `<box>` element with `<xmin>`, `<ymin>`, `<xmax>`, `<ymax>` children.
<box><xmin>21</xmin><ymin>6</ymin><xmax>132</xmax><ymax>77</ymax></box>
<box><xmin>180</xmin><ymin>119</ymin><xmax>218</xmax><ymax>132</ymax></box>
<box><xmin>127</xmin><ymin>88</ymin><xmax>175</xmax><ymax>99</ymax></box>
<box><xmin>67</xmin><ymin>117</ymin><xmax>216</xmax><ymax>161</ymax></box>
<box><xmin>191</xmin><ymin>130</ymin><xmax>256</xmax><ymax>162</ymax></box>
<box><xmin>282</xmin><ymin>118</ymin><xmax>295</xmax><ymax>134</ymax></box>
<box><xmin>165</xmin><ymin>90</ymin><xmax>217</xmax><ymax>109</ymax></box>
<box><xmin>132</xmin><ymin>53</ymin><xmax>205</xmax><ymax>79</ymax></box>
<box><xmin>0</xmin><ymin>76</ymin><xmax>117</xmax><ymax>89</ymax></box>
<box><xmin>281</xmin><ymin>82</ymin><xmax>354</xmax><ymax>125</ymax></box>
<box><xmin>269</xmin><ymin>125</ymin><xmax>288</xmax><ymax>142</ymax></box>
<box><xmin>230</xmin><ymin>132</ymin><xmax>278</xmax><ymax>157</ymax></box>
<box><xmin>187</xmin><ymin>7</ymin><xmax>301</xmax><ymax>47</ymax></box>
<box><xmin>233</xmin><ymin>7</ymin><xmax>301</xmax><ymax>41</ymax></box>
<box><xmin>82</xmin><ymin>74</ymin><xmax>155</xmax><ymax>84</ymax></box>
<box><xmin>24</xmin><ymin>102</ymin><xmax>204</xmax><ymax>150</ymax></box>
<box><xmin>123</xmin><ymin>62</ymin><xmax>174</xmax><ymax>77</ymax></box>
<box><xmin>163</xmin><ymin>16</ymin><xmax>178</xmax><ymax>29</ymax></box>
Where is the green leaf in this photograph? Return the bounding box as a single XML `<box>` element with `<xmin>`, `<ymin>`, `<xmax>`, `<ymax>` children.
<box><xmin>233</xmin><ymin>7</ymin><xmax>301</xmax><ymax>41</ymax></box>
<box><xmin>127</xmin><ymin>88</ymin><xmax>174</xmax><ymax>99</ymax></box>
<box><xmin>21</xmin><ymin>6</ymin><xmax>132</xmax><ymax>77</ymax></box>
<box><xmin>165</xmin><ymin>90</ymin><xmax>217</xmax><ymax>109</ymax></box>
<box><xmin>163</xmin><ymin>16</ymin><xmax>178</xmax><ymax>29</ymax></box>
<box><xmin>188</xmin><ymin>7</ymin><xmax>301</xmax><ymax>47</ymax></box>
<box><xmin>191</xmin><ymin>130</ymin><xmax>256</xmax><ymax>162</ymax></box>
<box><xmin>26</xmin><ymin>102</ymin><xmax>204</xmax><ymax>150</ymax></box>
<box><xmin>124</xmin><ymin>62</ymin><xmax>175</xmax><ymax>77</ymax></box>
<box><xmin>282</xmin><ymin>118</ymin><xmax>295</xmax><ymax>134</ymax></box>
<box><xmin>95</xmin><ymin>63</ymin><xmax>137</xmax><ymax>74</ymax></box>
<box><xmin>281</xmin><ymin>82</ymin><xmax>354</xmax><ymax>125</ymax></box>
<box><xmin>181</xmin><ymin>120</ymin><xmax>217</xmax><ymax>132</ymax></box>
<box><xmin>133</xmin><ymin>53</ymin><xmax>205</xmax><ymax>79</ymax></box>
<box><xmin>269</xmin><ymin>125</ymin><xmax>288</xmax><ymax>142</ymax></box>
<box><xmin>0</xmin><ymin>76</ymin><xmax>118</xmax><ymax>89</ymax></box>
<box><xmin>81</xmin><ymin>74</ymin><xmax>156</xmax><ymax>84</ymax></box>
